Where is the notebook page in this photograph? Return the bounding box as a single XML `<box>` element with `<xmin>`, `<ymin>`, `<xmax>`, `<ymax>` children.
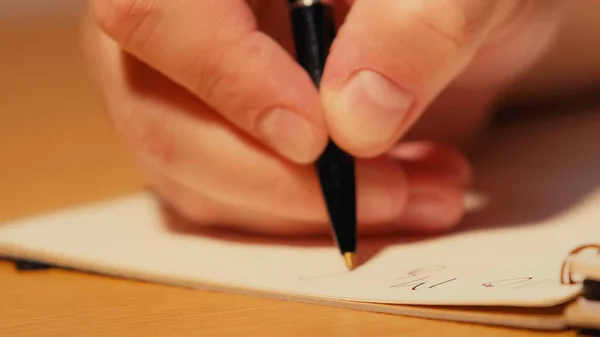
<box><xmin>1</xmin><ymin>110</ymin><xmax>600</xmax><ymax>308</ymax></box>
<box><xmin>0</xmin><ymin>190</ymin><xmax>593</xmax><ymax>307</ymax></box>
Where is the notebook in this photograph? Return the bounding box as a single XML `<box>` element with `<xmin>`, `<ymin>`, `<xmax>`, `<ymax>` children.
<box><xmin>1</xmin><ymin>108</ymin><xmax>600</xmax><ymax>332</ymax></box>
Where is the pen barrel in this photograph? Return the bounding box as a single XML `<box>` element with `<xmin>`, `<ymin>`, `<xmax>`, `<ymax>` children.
<box><xmin>289</xmin><ymin>2</ymin><xmax>336</xmax><ymax>87</ymax></box>
<box><xmin>288</xmin><ymin>1</ymin><xmax>356</xmax><ymax>255</ymax></box>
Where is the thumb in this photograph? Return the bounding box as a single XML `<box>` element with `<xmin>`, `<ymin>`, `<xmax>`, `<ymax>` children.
<box><xmin>321</xmin><ymin>0</ymin><xmax>519</xmax><ymax>157</ymax></box>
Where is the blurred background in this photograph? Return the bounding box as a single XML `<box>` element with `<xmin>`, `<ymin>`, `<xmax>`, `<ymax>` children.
<box><xmin>0</xmin><ymin>0</ymin><xmax>143</xmax><ymax>222</ymax></box>
<box><xmin>1</xmin><ymin>0</ymin><xmax>599</xmax><ymax>224</ymax></box>
<box><xmin>0</xmin><ymin>0</ymin><xmax>83</xmax><ymax>22</ymax></box>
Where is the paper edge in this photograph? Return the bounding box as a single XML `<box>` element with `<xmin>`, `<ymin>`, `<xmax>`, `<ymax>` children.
<box><xmin>0</xmin><ymin>243</ymin><xmax>571</xmax><ymax>331</ymax></box>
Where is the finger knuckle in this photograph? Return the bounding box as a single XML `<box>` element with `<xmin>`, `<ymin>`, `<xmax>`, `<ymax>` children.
<box><xmin>264</xmin><ymin>173</ymin><xmax>295</xmax><ymax>201</ymax></box>
<box><xmin>111</xmin><ymin>103</ymin><xmax>178</xmax><ymax>169</ymax></box>
<box><xmin>414</xmin><ymin>0</ymin><xmax>497</xmax><ymax>49</ymax></box>
<box><xmin>155</xmin><ymin>183</ymin><xmax>222</xmax><ymax>227</ymax></box>
<box><xmin>178</xmin><ymin>35</ymin><xmax>244</xmax><ymax>102</ymax></box>
<box><xmin>92</xmin><ymin>0</ymin><xmax>158</xmax><ymax>45</ymax></box>
<box><xmin>242</xmin><ymin>169</ymin><xmax>289</xmax><ymax>202</ymax></box>
<box><xmin>179</xmin><ymin>31</ymin><xmax>270</xmax><ymax>128</ymax></box>
<box><xmin>171</xmin><ymin>196</ymin><xmax>222</xmax><ymax>227</ymax></box>
<box><xmin>437</xmin><ymin>192</ymin><xmax>466</xmax><ymax>231</ymax></box>
<box><xmin>248</xmin><ymin>170</ymin><xmax>303</xmax><ymax>212</ymax></box>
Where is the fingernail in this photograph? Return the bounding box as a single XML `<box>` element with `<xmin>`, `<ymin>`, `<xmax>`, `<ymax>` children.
<box><xmin>334</xmin><ymin>70</ymin><xmax>414</xmax><ymax>150</ymax></box>
<box><xmin>258</xmin><ymin>108</ymin><xmax>319</xmax><ymax>163</ymax></box>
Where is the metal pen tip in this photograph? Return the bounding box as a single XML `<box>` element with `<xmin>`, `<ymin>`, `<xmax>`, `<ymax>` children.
<box><xmin>343</xmin><ymin>252</ymin><xmax>357</xmax><ymax>271</ymax></box>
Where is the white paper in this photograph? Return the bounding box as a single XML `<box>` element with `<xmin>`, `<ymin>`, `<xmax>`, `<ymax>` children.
<box><xmin>0</xmin><ymin>189</ymin><xmax>593</xmax><ymax>307</ymax></box>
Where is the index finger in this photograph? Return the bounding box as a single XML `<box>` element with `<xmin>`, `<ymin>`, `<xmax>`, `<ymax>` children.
<box><xmin>91</xmin><ymin>0</ymin><xmax>328</xmax><ymax>164</ymax></box>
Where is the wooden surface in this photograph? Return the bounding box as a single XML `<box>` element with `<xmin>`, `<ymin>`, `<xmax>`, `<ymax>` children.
<box><xmin>0</xmin><ymin>8</ymin><xmax>585</xmax><ymax>337</ymax></box>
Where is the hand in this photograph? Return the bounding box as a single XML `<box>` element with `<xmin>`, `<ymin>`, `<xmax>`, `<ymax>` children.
<box><xmin>82</xmin><ymin>0</ymin><xmax>562</xmax><ymax>236</ymax></box>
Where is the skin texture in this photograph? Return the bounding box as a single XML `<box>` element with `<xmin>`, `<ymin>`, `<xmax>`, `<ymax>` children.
<box><xmin>82</xmin><ymin>0</ymin><xmax>563</xmax><ymax>236</ymax></box>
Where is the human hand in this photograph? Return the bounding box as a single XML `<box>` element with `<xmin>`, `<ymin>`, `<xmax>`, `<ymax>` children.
<box><xmin>82</xmin><ymin>0</ymin><xmax>562</xmax><ymax>236</ymax></box>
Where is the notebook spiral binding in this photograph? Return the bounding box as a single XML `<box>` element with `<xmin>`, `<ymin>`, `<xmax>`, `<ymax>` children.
<box><xmin>560</xmin><ymin>244</ymin><xmax>600</xmax><ymax>335</ymax></box>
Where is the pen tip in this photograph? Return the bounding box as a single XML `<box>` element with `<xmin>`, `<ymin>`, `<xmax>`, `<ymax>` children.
<box><xmin>343</xmin><ymin>252</ymin><xmax>357</xmax><ymax>270</ymax></box>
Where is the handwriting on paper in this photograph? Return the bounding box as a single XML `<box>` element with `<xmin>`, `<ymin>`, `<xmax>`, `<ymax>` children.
<box><xmin>299</xmin><ymin>264</ymin><xmax>551</xmax><ymax>291</ymax></box>
<box><xmin>388</xmin><ymin>265</ymin><xmax>549</xmax><ymax>290</ymax></box>
<box><xmin>482</xmin><ymin>277</ymin><xmax>550</xmax><ymax>289</ymax></box>
<box><xmin>389</xmin><ymin>265</ymin><xmax>458</xmax><ymax>290</ymax></box>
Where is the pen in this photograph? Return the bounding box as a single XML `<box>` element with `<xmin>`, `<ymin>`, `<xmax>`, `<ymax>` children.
<box><xmin>286</xmin><ymin>0</ymin><xmax>357</xmax><ymax>270</ymax></box>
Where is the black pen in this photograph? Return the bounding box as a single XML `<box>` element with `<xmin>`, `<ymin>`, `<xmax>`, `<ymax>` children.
<box><xmin>286</xmin><ymin>0</ymin><xmax>357</xmax><ymax>270</ymax></box>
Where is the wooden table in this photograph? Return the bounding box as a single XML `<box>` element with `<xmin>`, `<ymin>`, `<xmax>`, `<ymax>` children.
<box><xmin>0</xmin><ymin>8</ymin><xmax>581</xmax><ymax>337</ymax></box>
